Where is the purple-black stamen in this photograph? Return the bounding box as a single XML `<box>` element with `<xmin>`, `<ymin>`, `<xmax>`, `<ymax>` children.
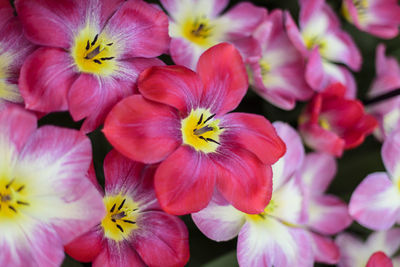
<box><xmin>8</xmin><ymin>205</ymin><xmax>16</xmax><ymax>213</ymax></box>
<box><xmin>206</xmin><ymin>138</ymin><xmax>220</xmax><ymax>145</ymax></box>
<box><xmin>85</xmin><ymin>40</ymin><xmax>90</xmax><ymax>50</ymax></box>
<box><xmin>197</xmin><ymin>114</ymin><xmax>203</xmax><ymax>125</ymax></box>
<box><xmin>118</xmin><ymin>199</ymin><xmax>126</xmax><ymax>211</ymax></box>
<box><xmin>16</xmin><ymin>185</ymin><xmax>24</xmax><ymax>192</ymax></box>
<box><xmin>91</xmin><ymin>34</ymin><xmax>98</xmax><ymax>46</ymax></box>
<box><xmin>5</xmin><ymin>179</ymin><xmax>14</xmax><ymax>189</ymax></box>
<box><xmin>123</xmin><ymin>219</ymin><xmax>136</xmax><ymax>224</ymax></box>
<box><xmin>203</xmin><ymin>113</ymin><xmax>216</xmax><ymax>124</ymax></box>
<box><xmin>116</xmin><ymin>224</ymin><xmax>124</xmax><ymax>232</ymax></box>
<box><xmin>110</xmin><ymin>203</ymin><xmax>116</xmax><ymax>213</ymax></box>
<box><xmin>16</xmin><ymin>201</ymin><xmax>29</xmax><ymax>206</ymax></box>
<box><xmin>93</xmin><ymin>59</ymin><xmax>102</xmax><ymax>64</ymax></box>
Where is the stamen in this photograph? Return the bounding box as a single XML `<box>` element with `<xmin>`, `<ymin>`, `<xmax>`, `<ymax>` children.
<box><xmin>8</xmin><ymin>205</ymin><xmax>16</xmax><ymax>213</ymax></box>
<box><xmin>16</xmin><ymin>200</ymin><xmax>29</xmax><ymax>206</ymax></box>
<box><xmin>258</xmin><ymin>214</ymin><xmax>265</xmax><ymax>219</ymax></box>
<box><xmin>100</xmin><ymin>57</ymin><xmax>115</xmax><ymax>61</ymax></box>
<box><xmin>16</xmin><ymin>185</ymin><xmax>25</xmax><ymax>192</ymax></box>
<box><xmin>106</xmin><ymin>43</ymin><xmax>113</xmax><ymax>46</ymax></box>
<box><xmin>118</xmin><ymin>199</ymin><xmax>126</xmax><ymax>211</ymax></box>
<box><xmin>91</xmin><ymin>34</ymin><xmax>98</xmax><ymax>46</ymax></box>
<box><xmin>110</xmin><ymin>203</ymin><xmax>116</xmax><ymax>213</ymax></box>
<box><xmin>123</xmin><ymin>219</ymin><xmax>136</xmax><ymax>224</ymax></box>
<box><xmin>85</xmin><ymin>45</ymin><xmax>101</xmax><ymax>60</ymax></box>
<box><xmin>198</xmin><ymin>136</ymin><xmax>207</xmax><ymax>142</ymax></box>
<box><xmin>197</xmin><ymin>114</ymin><xmax>203</xmax><ymax>125</ymax></box>
<box><xmin>85</xmin><ymin>40</ymin><xmax>90</xmax><ymax>50</ymax></box>
<box><xmin>203</xmin><ymin>113</ymin><xmax>216</xmax><ymax>124</ymax></box>
<box><xmin>93</xmin><ymin>59</ymin><xmax>102</xmax><ymax>64</ymax></box>
<box><xmin>5</xmin><ymin>178</ymin><xmax>15</xmax><ymax>189</ymax></box>
<box><xmin>193</xmin><ymin>125</ymin><xmax>214</xmax><ymax>136</ymax></box>
<box><xmin>206</xmin><ymin>138</ymin><xmax>220</xmax><ymax>145</ymax></box>
<box><xmin>111</xmin><ymin>218</ymin><xmax>116</xmax><ymax>222</ymax></box>
<box><xmin>116</xmin><ymin>224</ymin><xmax>124</xmax><ymax>232</ymax></box>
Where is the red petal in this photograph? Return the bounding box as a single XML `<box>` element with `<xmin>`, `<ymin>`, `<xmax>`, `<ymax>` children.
<box><xmin>103</xmin><ymin>95</ymin><xmax>181</xmax><ymax>164</ymax></box>
<box><xmin>64</xmin><ymin>227</ymin><xmax>103</xmax><ymax>262</ymax></box>
<box><xmin>93</xmin><ymin>241</ymin><xmax>145</xmax><ymax>267</ymax></box>
<box><xmin>155</xmin><ymin>146</ymin><xmax>216</xmax><ymax>215</ymax></box>
<box><xmin>197</xmin><ymin>43</ymin><xmax>248</xmax><ymax>115</ymax></box>
<box><xmin>366</xmin><ymin>251</ymin><xmax>393</xmax><ymax>267</ymax></box>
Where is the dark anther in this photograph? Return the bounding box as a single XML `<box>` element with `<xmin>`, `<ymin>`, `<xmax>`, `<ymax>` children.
<box><xmin>206</xmin><ymin>138</ymin><xmax>220</xmax><ymax>145</ymax></box>
<box><xmin>198</xmin><ymin>136</ymin><xmax>207</xmax><ymax>142</ymax></box>
<box><xmin>0</xmin><ymin>204</ymin><xmax>1</xmax><ymax>210</ymax></box>
<box><xmin>193</xmin><ymin>125</ymin><xmax>214</xmax><ymax>136</ymax></box>
<box><xmin>203</xmin><ymin>113</ymin><xmax>216</xmax><ymax>124</ymax></box>
<box><xmin>118</xmin><ymin>199</ymin><xmax>126</xmax><ymax>211</ymax></box>
<box><xmin>106</xmin><ymin>43</ymin><xmax>113</xmax><ymax>46</ymax></box>
<box><xmin>197</xmin><ymin>114</ymin><xmax>203</xmax><ymax>125</ymax></box>
<box><xmin>17</xmin><ymin>201</ymin><xmax>29</xmax><ymax>206</ymax></box>
<box><xmin>219</xmin><ymin>127</ymin><xmax>225</xmax><ymax>130</ymax></box>
<box><xmin>85</xmin><ymin>40</ymin><xmax>90</xmax><ymax>50</ymax></box>
<box><xmin>8</xmin><ymin>205</ymin><xmax>17</xmax><ymax>213</ymax></box>
<box><xmin>110</xmin><ymin>203</ymin><xmax>116</xmax><ymax>213</ymax></box>
<box><xmin>93</xmin><ymin>59</ymin><xmax>102</xmax><ymax>64</ymax></box>
<box><xmin>116</xmin><ymin>224</ymin><xmax>124</xmax><ymax>232</ymax></box>
<box><xmin>123</xmin><ymin>219</ymin><xmax>136</xmax><ymax>224</ymax></box>
<box><xmin>5</xmin><ymin>179</ymin><xmax>15</xmax><ymax>189</ymax></box>
<box><xmin>16</xmin><ymin>185</ymin><xmax>25</xmax><ymax>192</ymax></box>
<box><xmin>100</xmin><ymin>57</ymin><xmax>115</xmax><ymax>61</ymax></box>
<box><xmin>111</xmin><ymin>218</ymin><xmax>116</xmax><ymax>222</ymax></box>
<box><xmin>84</xmin><ymin>45</ymin><xmax>101</xmax><ymax>59</ymax></box>
<box><xmin>91</xmin><ymin>34</ymin><xmax>98</xmax><ymax>46</ymax></box>
<box><xmin>258</xmin><ymin>214</ymin><xmax>265</xmax><ymax>219</ymax></box>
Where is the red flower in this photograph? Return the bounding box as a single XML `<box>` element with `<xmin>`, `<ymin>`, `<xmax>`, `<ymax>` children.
<box><xmin>103</xmin><ymin>43</ymin><xmax>286</xmax><ymax>215</ymax></box>
<box><xmin>299</xmin><ymin>83</ymin><xmax>377</xmax><ymax>157</ymax></box>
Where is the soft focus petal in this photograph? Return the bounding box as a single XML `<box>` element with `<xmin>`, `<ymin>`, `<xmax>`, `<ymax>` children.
<box><xmin>336</xmin><ymin>233</ymin><xmax>369</xmax><ymax>267</ymax></box>
<box><xmin>161</xmin><ymin>0</ymin><xmax>229</xmax><ymax>20</ymax></box>
<box><xmin>103</xmin><ymin>95</ymin><xmax>181</xmax><ymax>164</ymax></box>
<box><xmin>382</xmin><ymin>129</ymin><xmax>400</xmax><ymax>180</ymax></box>
<box><xmin>93</xmin><ymin>240</ymin><xmax>145</xmax><ymax>267</ymax></box>
<box><xmin>310</xmin><ymin>233</ymin><xmax>340</xmax><ymax>265</ymax></box>
<box><xmin>366</xmin><ymin>228</ymin><xmax>400</xmax><ymax>258</ymax></box>
<box><xmin>366</xmin><ymin>252</ymin><xmax>393</xmax><ymax>267</ymax></box>
<box><xmin>169</xmin><ymin>37</ymin><xmax>204</xmax><ymax>70</ymax></box>
<box><xmin>64</xmin><ymin>227</ymin><xmax>103</xmax><ymax>263</ymax></box>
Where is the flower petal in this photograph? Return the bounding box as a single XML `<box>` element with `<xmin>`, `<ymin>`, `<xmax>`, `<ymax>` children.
<box><xmin>336</xmin><ymin>233</ymin><xmax>368</xmax><ymax>267</ymax></box>
<box><xmin>93</xmin><ymin>240</ymin><xmax>145</xmax><ymax>267</ymax></box>
<box><xmin>161</xmin><ymin>0</ymin><xmax>229</xmax><ymax>20</ymax></box>
<box><xmin>349</xmin><ymin>172</ymin><xmax>400</xmax><ymax>230</ymax></box>
<box><xmin>64</xmin><ymin>226</ymin><xmax>103</xmax><ymax>262</ymax></box>
<box><xmin>103</xmin><ymin>95</ymin><xmax>181</xmax><ymax>164</ymax></box>
<box><xmin>366</xmin><ymin>252</ymin><xmax>393</xmax><ymax>267</ymax></box>
<box><xmin>19</xmin><ymin>47</ymin><xmax>78</xmax><ymax>112</ymax></box>
<box><xmin>365</xmin><ymin>228</ymin><xmax>400</xmax><ymax>258</ymax></box>
<box><xmin>197</xmin><ymin>43</ymin><xmax>248</xmax><ymax>115</ymax></box>
<box><xmin>169</xmin><ymin>37</ymin><xmax>204</xmax><ymax>70</ymax></box>
<box><xmin>382</xmin><ymin>129</ymin><xmax>400</xmax><ymax>181</ymax></box>
<box><xmin>310</xmin><ymin>233</ymin><xmax>340</xmax><ymax>265</ymax></box>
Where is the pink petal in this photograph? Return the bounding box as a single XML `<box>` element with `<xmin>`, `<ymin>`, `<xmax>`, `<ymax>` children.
<box><xmin>305</xmin><ymin>48</ymin><xmax>325</xmax><ymax>91</ymax></box>
<box><xmin>0</xmin><ymin>0</ymin><xmax>14</xmax><ymax>28</ymax></box>
<box><xmin>133</xmin><ymin>211</ymin><xmax>189</xmax><ymax>267</ymax></box>
<box><xmin>0</xmin><ymin>106</ymin><xmax>37</xmax><ymax>152</ymax></box>
<box><xmin>349</xmin><ymin>172</ymin><xmax>400</xmax><ymax>230</ymax></box>
<box><xmin>192</xmin><ymin>195</ymin><xmax>246</xmax><ymax>241</ymax></box>
<box><xmin>169</xmin><ymin>37</ymin><xmax>204</xmax><ymax>70</ymax></box>
<box><xmin>284</xmin><ymin>11</ymin><xmax>308</xmax><ymax>57</ymax></box>
<box><xmin>222</xmin><ymin>113</ymin><xmax>286</xmax><ymax>165</ymax></box>
<box><xmin>93</xmin><ymin>240</ymin><xmax>145</xmax><ymax>267</ymax></box>
<box><xmin>160</xmin><ymin>0</ymin><xmax>229</xmax><ymax>20</ymax></box>
<box><xmin>237</xmin><ymin>220</ymin><xmax>313</xmax><ymax>267</ymax></box>
<box><xmin>366</xmin><ymin>252</ymin><xmax>393</xmax><ymax>267</ymax></box>
<box><xmin>366</xmin><ymin>228</ymin><xmax>400</xmax><ymax>257</ymax></box>
<box><xmin>103</xmin><ymin>95</ymin><xmax>181</xmax><ymax>164</ymax></box>
<box><xmin>103</xmin><ymin>0</ymin><xmax>169</xmax><ymax>58</ymax></box>
<box><xmin>19</xmin><ymin>47</ymin><xmax>78</xmax><ymax>112</ymax></box>
<box><xmin>64</xmin><ymin>227</ymin><xmax>103</xmax><ymax>262</ymax></box>
<box><xmin>138</xmin><ymin>65</ymin><xmax>203</xmax><ymax>114</ymax></box>
<box><xmin>214</xmin><ymin>145</ymin><xmax>272</xmax><ymax>214</ymax></box>
<box><xmin>197</xmin><ymin>43</ymin><xmax>248</xmax><ymax>115</ymax></box>
<box><xmin>155</xmin><ymin>146</ymin><xmax>217</xmax><ymax>215</ymax></box>
<box><xmin>336</xmin><ymin>233</ymin><xmax>366</xmax><ymax>267</ymax></box>
<box><xmin>382</xmin><ymin>129</ymin><xmax>400</xmax><ymax>179</ymax></box>
<box><xmin>310</xmin><ymin>233</ymin><xmax>340</xmax><ymax>264</ymax></box>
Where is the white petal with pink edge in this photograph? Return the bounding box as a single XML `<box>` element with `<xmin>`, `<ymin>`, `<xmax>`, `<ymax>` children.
<box><xmin>382</xmin><ymin>129</ymin><xmax>400</xmax><ymax>183</ymax></box>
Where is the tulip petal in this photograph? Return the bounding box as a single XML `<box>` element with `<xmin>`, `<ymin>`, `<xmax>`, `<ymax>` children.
<box><xmin>382</xmin><ymin>129</ymin><xmax>400</xmax><ymax>182</ymax></box>
<box><xmin>310</xmin><ymin>233</ymin><xmax>340</xmax><ymax>264</ymax></box>
<box><xmin>93</xmin><ymin>240</ymin><xmax>145</xmax><ymax>267</ymax></box>
<box><xmin>366</xmin><ymin>252</ymin><xmax>393</xmax><ymax>267</ymax></box>
<box><xmin>64</xmin><ymin>226</ymin><xmax>103</xmax><ymax>262</ymax></box>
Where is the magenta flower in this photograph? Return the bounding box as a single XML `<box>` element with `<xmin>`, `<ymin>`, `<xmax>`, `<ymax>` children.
<box><xmin>341</xmin><ymin>0</ymin><xmax>400</xmax><ymax>39</ymax></box>
<box><xmin>285</xmin><ymin>0</ymin><xmax>360</xmax><ymax>94</ymax></box>
<box><xmin>0</xmin><ymin>106</ymin><xmax>104</xmax><ymax>267</ymax></box>
<box><xmin>349</xmin><ymin>129</ymin><xmax>400</xmax><ymax>230</ymax></box>
<box><xmin>65</xmin><ymin>150</ymin><xmax>189</xmax><ymax>267</ymax></box>
<box><xmin>367</xmin><ymin>44</ymin><xmax>400</xmax><ymax>141</ymax></box>
<box><xmin>336</xmin><ymin>229</ymin><xmax>400</xmax><ymax>267</ymax></box>
<box><xmin>238</xmin><ymin>10</ymin><xmax>313</xmax><ymax>110</ymax></box>
<box><xmin>16</xmin><ymin>0</ymin><xmax>169</xmax><ymax>133</ymax></box>
<box><xmin>0</xmin><ymin>0</ymin><xmax>35</xmax><ymax>108</ymax></box>
<box><xmin>160</xmin><ymin>0</ymin><xmax>266</xmax><ymax>70</ymax></box>
<box><xmin>103</xmin><ymin>43</ymin><xmax>286</xmax><ymax>215</ymax></box>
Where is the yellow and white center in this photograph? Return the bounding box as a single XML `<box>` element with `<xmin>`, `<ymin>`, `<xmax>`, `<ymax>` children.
<box><xmin>181</xmin><ymin>108</ymin><xmax>224</xmax><ymax>153</ymax></box>
<box><xmin>101</xmin><ymin>194</ymin><xmax>139</xmax><ymax>242</ymax></box>
<box><xmin>0</xmin><ymin>51</ymin><xmax>23</xmax><ymax>103</ymax></box>
<box><xmin>71</xmin><ymin>25</ymin><xmax>118</xmax><ymax>76</ymax></box>
<box><xmin>246</xmin><ymin>199</ymin><xmax>278</xmax><ymax>223</ymax></box>
<box><xmin>342</xmin><ymin>0</ymin><xmax>369</xmax><ymax>23</ymax></box>
<box><xmin>0</xmin><ymin>177</ymin><xmax>29</xmax><ymax>221</ymax></box>
<box><xmin>181</xmin><ymin>16</ymin><xmax>215</xmax><ymax>47</ymax></box>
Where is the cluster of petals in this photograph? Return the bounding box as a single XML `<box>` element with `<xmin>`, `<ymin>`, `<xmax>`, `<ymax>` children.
<box><xmin>237</xmin><ymin>9</ymin><xmax>313</xmax><ymax>110</ymax></box>
<box><xmin>299</xmin><ymin>83</ymin><xmax>377</xmax><ymax>157</ymax></box>
<box><xmin>0</xmin><ymin>0</ymin><xmax>35</xmax><ymax>109</ymax></box>
<box><xmin>367</xmin><ymin>44</ymin><xmax>400</xmax><ymax>141</ymax></box>
<box><xmin>192</xmin><ymin>122</ymin><xmax>351</xmax><ymax>266</ymax></box>
<box><xmin>103</xmin><ymin>43</ymin><xmax>286</xmax><ymax>215</ymax></box>
<box><xmin>341</xmin><ymin>0</ymin><xmax>400</xmax><ymax>39</ymax></box>
<box><xmin>0</xmin><ymin>106</ymin><xmax>104</xmax><ymax>267</ymax></box>
<box><xmin>285</xmin><ymin>0</ymin><xmax>360</xmax><ymax>95</ymax></box>
<box><xmin>349</xmin><ymin>129</ymin><xmax>400</xmax><ymax>230</ymax></box>
<box><xmin>16</xmin><ymin>0</ymin><xmax>169</xmax><ymax>133</ymax></box>
<box><xmin>65</xmin><ymin>150</ymin><xmax>189</xmax><ymax>267</ymax></box>
<box><xmin>336</xmin><ymin>228</ymin><xmax>400</xmax><ymax>267</ymax></box>
<box><xmin>161</xmin><ymin>0</ymin><xmax>267</xmax><ymax>70</ymax></box>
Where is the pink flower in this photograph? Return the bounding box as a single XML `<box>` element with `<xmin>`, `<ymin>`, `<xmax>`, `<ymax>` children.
<box><xmin>65</xmin><ymin>150</ymin><xmax>189</xmax><ymax>267</ymax></box>
<box><xmin>341</xmin><ymin>0</ymin><xmax>400</xmax><ymax>39</ymax></box>
<box><xmin>103</xmin><ymin>43</ymin><xmax>286</xmax><ymax>215</ymax></box>
<box><xmin>349</xmin><ymin>129</ymin><xmax>400</xmax><ymax>230</ymax></box>
<box><xmin>0</xmin><ymin>106</ymin><xmax>104</xmax><ymax>267</ymax></box>
<box><xmin>16</xmin><ymin>0</ymin><xmax>169</xmax><ymax>133</ymax></box>
<box><xmin>0</xmin><ymin>0</ymin><xmax>35</xmax><ymax>108</ymax></box>
<box><xmin>299</xmin><ymin>83</ymin><xmax>377</xmax><ymax>157</ymax></box>
<box><xmin>285</xmin><ymin>0</ymin><xmax>360</xmax><ymax>94</ymax></box>
<box><xmin>336</xmin><ymin>229</ymin><xmax>400</xmax><ymax>267</ymax></box>
<box><xmin>238</xmin><ymin>10</ymin><xmax>313</xmax><ymax>110</ymax></box>
<box><xmin>367</xmin><ymin>44</ymin><xmax>400</xmax><ymax>141</ymax></box>
<box><xmin>160</xmin><ymin>0</ymin><xmax>267</xmax><ymax>70</ymax></box>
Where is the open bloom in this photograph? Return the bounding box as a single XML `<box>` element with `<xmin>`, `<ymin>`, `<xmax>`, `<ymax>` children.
<box><xmin>160</xmin><ymin>0</ymin><xmax>266</xmax><ymax>69</ymax></box>
<box><xmin>239</xmin><ymin>10</ymin><xmax>313</xmax><ymax>110</ymax></box>
<box><xmin>341</xmin><ymin>0</ymin><xmax>400</xmax><ymax>39</ymax></box>
<box><xmin>65</xmin><ymin>150</ymin><xmax>189</xmax><ymax>267</ymax></box>
<box><xmin>16</xmin><ymin>0</ymin><xmax>169</xmax><ymax>132</ymax></box>
<box><xmin>103</xmin><ymin>43</ymin><xmax>285</xmax><ymax>215</ymax></box>
<box><xmin>367</xmin><ymin>44</ymin><xmax>400</xmax><ymax>141</ymax></box>
<box><xmin>299</xmin><ymin>83</ymin><xmax>377</xmax><ymax>157</ymax></box>
<box><xmin>349</xmin><ymin>129</ymin><xmax>400</xmax><ymax>230</ymax></box>
<box><xmin>0</xmin><ymin>0</ymin><xmax>35</xmax><ymax>108</ymax></box>
<box><xmin>336</xmin><ymin>228</ymin><xmax>400</xmax><ymax>267</ymax></box>
<box><xmin>0</xmin><ymin>106</ymin><xmax>104</xmax><ymax>267</ymax></box>
<box><xmin>285</xmin><ymin>0</ymin><xmax>360</xmax><ymax>94</ymax></box>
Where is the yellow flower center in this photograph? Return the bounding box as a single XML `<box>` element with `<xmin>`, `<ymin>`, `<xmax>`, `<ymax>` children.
<box><xmin>246</xmin><ymin>199</ymin><xmax>278</xmax><ymax>222</ymax></box>
<box><xmin>101</xmin><ymin>194</ymin><xmax>139</xmax><ymax>241</ymax></box>
<box><xmin>182</xmin><ymin>16</ymin><xmax>214</xmax><ymax>47</ymax></box>
<box><xmin>0</xmin><ymin>177</ymin><xmax>29</xmax><ymax>221</ymax></box>
<box><xmin>71</xmin><ymin>25</ymin><xmax>118</xmax><ymax>76</ymax></box>
<box><xmin>319</xmin><ymin>117</ymin><xmax>331</xmax><ymax>131</ymax></box>
<box><xmin>181</xmin><ymin>108</ymin><xmax>223</xmax><ymax>153</ymax></box>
